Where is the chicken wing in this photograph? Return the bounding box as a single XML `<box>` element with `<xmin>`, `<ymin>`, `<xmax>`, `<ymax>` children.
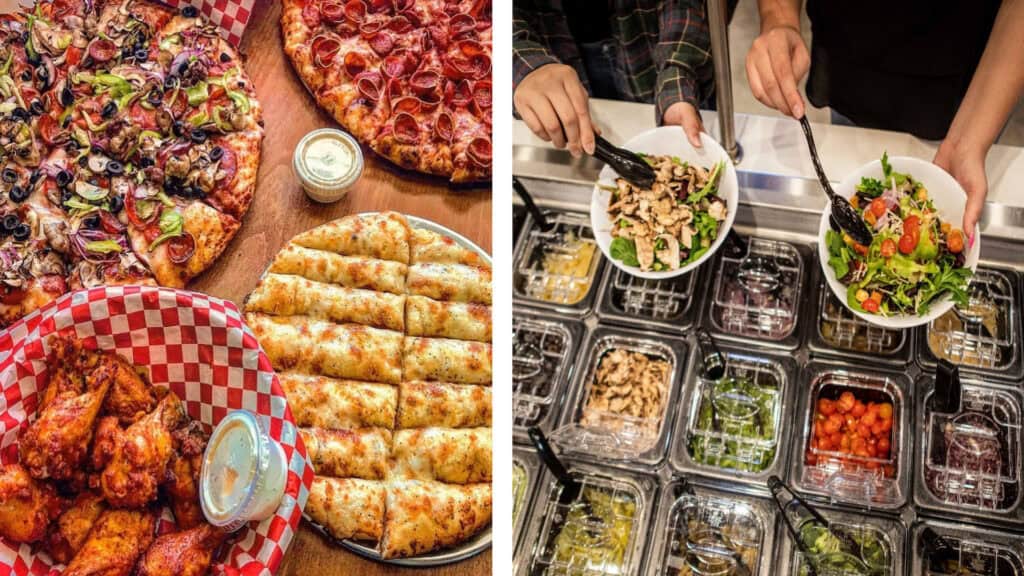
<box><xmin>0</xmin><ymin>463</ymin><xmax>63</xmax><ymax>543</ymax></box>
<box><xmin>99</xmin><ymin>392</ymin><xmax>186</xmax><ymax>508</ymax></box>
<box><xmin>135</xmin><ymin>524</ymin><xmax>227</xmax><ymax>576</ymax></box>
<box><xmin>45</xmin><ymin>491</ymin><xmax>106</xmax><ymax>564</ymax></box>
<box><xmin>163</xmin><ymin>421</ymin><xmax>209</xmax><ymax>529</ymax></box>
<box><xmin>62</xmin><ymin>508</ymin><xmax>156</xmax><ymax>576</ymax></box>
<box><xmin>94</xmin><ymin>350</ymin><xmax>156</xmax><ymax>425</ymax></box>
<box><xmin>41</xmin><ymin>335</ymin><xmax>102</xmax><ymax>409</ymax></box>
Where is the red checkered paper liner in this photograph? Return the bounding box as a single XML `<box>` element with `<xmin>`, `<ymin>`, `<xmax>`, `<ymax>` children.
<box><xmin>0</xmin><ymin>286</ymin><xmax>313</xmax><ymax>576</ymax></box>
<box><xmin>162</xmin><ymin>0</ymin><xmax>255</xmax><ymax>46</ymax></box>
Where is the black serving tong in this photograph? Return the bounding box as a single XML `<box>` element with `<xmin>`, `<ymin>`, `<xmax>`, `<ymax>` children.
<box><xmin>528</xmin><ymin>426</ymin><xmax>601</xmax><ymax>525</ymax></box>
<box><xmin>696</xmin><ymin>327</ymin><xmax>726</xmax><ymax>381</ymax></box>
<box><xmin>798</xmin><ymin>117</ymin><xmax>873</xmax><ymax>247</ymax></box>
<box><xmin>768</xmin><ymin>475</ymin><xmax>861</xmax><ymax>576</ymax></box>
<box><xmin>513</xmin><ymin>177</ymin><xmax>553</xmax><ymax>232</ymax></box>
<box><xmin>593</xmin><ymin>135</ymin><xmax>657</xmax><ymax>189</ymax></box>
<box><xmin>930</xmin><ymin>360</ymin><xmax>963</xmax><ymax>415</ymax></box>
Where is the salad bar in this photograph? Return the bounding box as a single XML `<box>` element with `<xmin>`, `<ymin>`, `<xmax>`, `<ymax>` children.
<box><xmin>512</xmin><ymin>159</ymin><xmax>1024</xmax><ymax>574</ymax></box>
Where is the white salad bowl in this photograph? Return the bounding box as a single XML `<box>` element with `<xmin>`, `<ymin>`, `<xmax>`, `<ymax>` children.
<box><xmin>818</xmin><ymin>156</ymin><xmax>981</xmax><ymax>329</ymax></box>
<box><xmin>590</xmin><ymin>127</ymin><xmax>739</xmax><ymax>280</ymax></box>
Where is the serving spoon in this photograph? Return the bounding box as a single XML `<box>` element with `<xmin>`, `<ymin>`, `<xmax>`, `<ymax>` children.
<box><xmin>798</xmin><ymin>117</ymin><xmax>873</xmax><ymax>246</ymax></box>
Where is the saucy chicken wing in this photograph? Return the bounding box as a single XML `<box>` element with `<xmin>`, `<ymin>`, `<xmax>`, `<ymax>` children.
<box><xmin>0</xmin><ymin>463</ymin><xmax>63</xmax><ymax>543</ymax></box>
<box><xmin>99</xmin><ymin>393</ymin><xmax>186</xmax><ymax>508</ymax></box>
<box><xmin>164</xmin><ymin>421</ymin><xmax>210</xmax><ymax>529</ymax></box>
<box><xmin>95</xmin><ymin>350</ymin><xmax>156</xmax><ymax>425</ymax></box>
<box><xmin>45</xmin><ymin>491</ymin><xmax>106</xmax><ymax>564</ymax></box>
<box><xmin>62</xmin><ymin>508</ymin><xmax>156</xmax><ymax>576</ymax></box>
<box><xmin>135</xmin><ymin>524</ymin><xmax>227</xmax><ymax>576</ymax></box>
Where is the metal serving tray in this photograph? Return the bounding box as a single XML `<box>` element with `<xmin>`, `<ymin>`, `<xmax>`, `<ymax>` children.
<box><xmin>594</xmin><ymin>261</ymin><xmax>708</xmax><ymax>335</ymax></box>
<box><xmin>518</xmin><ymin>461</ymin><xmax>658</xmax><ymax>576</ymax></box>
<box><xmin>670</xmin><ymin>344</ymin><xmax>798</xmax><ymax>493</ymax></box>
<box><xmin>552</xmin><ymin>325</ymin><xmax>688</xmax><ymax>470</ymax></box>
<box><xmin>701</xmin><ymin>237</ymin><xmax>812</xmax><ymax>350</ymax></box>
<box><xmin>915</xmin><ymin>266</ymin><xmax>1024</xmax><ymax>382</ymax></box>
<box><xmin>914</xmin><ymin>374</ymin><xmax>1024</xmax><ymax>526</ymax></box>
<box><xmin>514</xmin><ymin>446</ymin><xmax>547</xmax><ymax>573</ymax></box>
<box><xmin>513</xmin><ymin>309</ymin><xmax>585</xmax><ymax>439</ymax></box>
<box><xmin>513</xmin><ymin>210</ymin><xmax>605</xmax><ymax>316</ymax></box>
<box><xmin>910</xmin><ymin>519</ymin><xmax>1024</xmax><ymax>575</ymax></box>
<box><xmin>789</xmin><ymin>362</ymin><xmax>913</xmax><ymax>511</ymax></box>
<box><xmin>647</xmin><ymin>479</ymin><xmax>778</xmax><ymax>576</ymax></box>
<box><xmin>808</xmin><ymin>276</ymin><xmax>914</xmax><ymax>366</ymax></box>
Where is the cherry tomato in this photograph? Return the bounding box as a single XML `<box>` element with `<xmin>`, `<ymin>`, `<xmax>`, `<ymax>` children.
<box><xmin>877</xmin><ymin>403</ymin><xmax>893</xmax><ymax>419</ymax></box>
<box><xmin>862</xmin><ymin>411</ymin><xmax>878</xmax><ymax>427</ymax></box>
<box><xmin>898</xmin><ymin>233</ymin><xmax>916</xmax><ymax>254</ymax></box>
<box><xmin>818</xmin><ymin>437</ymin><xmax>832</xmax><ymax>451</ymax></box>
<box><xmin>840</xmin><ymin>435</ymin><xmax>852</xmax><ymax>451</ymax></box>
<box><xmin>862</xmin><ymin>298</ymin><xmax>880</xmax><ymax>313</ymax></box>
<box><xmin>838</xmin><ymin>392</ymin><xmax>856</xmax><ymax>414</ymax></box>
<box><xmin>878</xmin><ymin>417</ymin><xmax>893</xmax><ymax>433</ymax></box>
<box><xmin>880</xmin><ymin>238</ymin><xmax>896</xmax><ymax>258</ymax></box>
<box><xmin>818</xmin><ymin>398</ymin><xmax>835</xmax><ymax>416</ymax></box>
<box><xmin>851</xmin><ymin>401</ymin><xmax>866</xmax><ymax>418</ymax></box>
<box><xmin>857</xmin><ymin>423</ymin><xmax>872</xmax><ymax>438</ymax></box>
<box><xmin>829</xmin><ymin>432</ymin><xmax>843</xmax><ymax>448</ymax></box>
<box><xmin>824</xmin><ymin>417</ymin><xmax>841</xmax><ymax>435</ymax></box>
<box><xmin>903</xmin><ymin>215</ymin><xmax>921</xmax><ymax>238</ymax></box>
<box><xmin>866</xmin><ymin>443</ymin><xmax>878</xmax><ymax>458</ymax></box>
<box><xmin>870</xmin><ymin>198</ymin><xmax>887</xmax><ymax>218</ymax></box>
<box><xmin>877</xmin><ymin>437</ymin><xmax>891</xmax><ymax>455</ymax></box>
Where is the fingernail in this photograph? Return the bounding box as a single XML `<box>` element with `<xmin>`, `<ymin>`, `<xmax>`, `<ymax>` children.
<box><xmin>968</xmin><ymin>233</ymin><xmax>975</xmax><ymax>248</ymax></box>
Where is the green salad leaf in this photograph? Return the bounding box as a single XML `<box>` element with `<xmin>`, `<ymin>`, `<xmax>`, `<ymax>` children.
<box><xmin>609</xmin><ymin>237</ymin><xmax>640</xmax><ymax>266</ymax></box>
<box><xmin>687</xmin><ymin>160</ymin><xmax>724</xmax><ymax>204</ymax></box>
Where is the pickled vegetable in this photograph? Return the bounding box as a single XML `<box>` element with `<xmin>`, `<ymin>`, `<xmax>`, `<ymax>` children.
<box><xmin>796</xmin><ymin>521</ymin><xmax>891</xmax><ymax>576</ymax></box>
<box><xmin>513</xmin><ymin>462</ymin><xmax>526</xmax><ymax>529</ymax></box>
<box><xmin>546</xmin><ymin>487</ymin><xmax>636</xmax><ymax>575</ymax></box>
<box><xmin>688</xmin><ymin>377</ymin><xmax>777</xmax><ymax>473</ymax></box>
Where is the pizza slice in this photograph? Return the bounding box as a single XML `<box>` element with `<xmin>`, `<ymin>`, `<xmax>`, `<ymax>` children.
<box><xmin>246</xmin><ymin>273</ymin><xmax>406</xmax><ymax>331</ymax></box>
<box><xmin>290</xmin><ymin>211</ymin><xmax>411</xmax><ymax>264</ymax></box>
<box><xmin>267</xmin><ymin>244</ymin><xmax>408</xmax><ymax>295</ymax></box>
<box><xmin>389</xmin><ymin>428</ymin><xmax>491</xmax><ymax>484</ymax></box>
<box><xmin>407</xmin><ymin>262</ymin><xmax>492</xmax><ymax>305</ymax></box>
<box><xmin>396</xmin><ymin>381</ymin><xmax>491</xmax><ymax>429</ymax></box>
<box><xmin>405</xmin><ymin>295</ymin><xmax>490</xmax><ymax>342</ymax></box>
<box><xmin>300</xmin><ymin>427</ymin><xmax>392</xmax><ymax>480</ymax></box>
<box><xmin>380</xmin><ymin>480</ymin><xmax>491</xmax><ymax>558</ymax></box>
<box><xmin>305</xmin><ymin>476</ymin><xmax>386</xmax><ymax>543</ymax></box>
<box><xmin>279</xmin><ymin>372</ymin><xmax>398</xmax><ymax>430</ymax></box>
<box><xmin>246</xmin><ymin>313</ymin><xmax>404</xmax><ymax>384</ymax></box>
<box><xmin>402</xmin><ymin>336</ymin><xmax>492</xmax><ymax>385</ymax></box>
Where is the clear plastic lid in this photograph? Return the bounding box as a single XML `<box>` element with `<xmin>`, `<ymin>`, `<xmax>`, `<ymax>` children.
<box><xmin>553</xmin><ymin>328</ymin><xmax>684</xmax><ymax>466</ymax></box>
<box><xmin>652</xmin><ymin>481</ymin><xmax>775</xmax><ymax>576</ymax></box>
<box><xmin>707</xmin><ymin>238</ymin><xmax>805</xmax><ymax>346</ymax></box>
<box><xmin>528</xmin><ymin>469</ymin><xmax>651</xmax><ymax>576</ymax></box>
<box><xmin>514</xmin><ymin>211</ymin><xmax>602</xmax><ymax>310</ymax></box>
<box><xmin>921</xmin><ymin>267</ymin><xmax>1022</xmax><ymax>378</ymax></box>
<box><xmin>513</xmin><ymin>313</ymin><xmax>580</xmax><ymax>435</ymax></box>
<box><xmin>513</xmin><ymin>447</ymin><xmax>545</xmax><ymax>573</ymax></box>
<box><xmin>919</xmin><ymin>379</ymin><xmax>1022</xmax><ymax>515</ymax></box>
<box><xmin>596</xmin><ymin>265</ymin><xmax>702</xmax><ymax>332</ymax></box>
<box><xmin>911</xmin><ymin>520</ymin><xmax>1024</xmax><ymax>576</ymax></box>
<box><xmin>774</xmin><ymin>503</ymin><xmax>905</xmax><ymax>576</ymax></box>
<box><xmin>794</xmin><ymin>367</ymin><xmax>910</xmax><ymax>510</ymax></box>
<box><xmin>816</xmin><ymin>279</ymin><xmax>908</xmax><ymax>359</ymax></box>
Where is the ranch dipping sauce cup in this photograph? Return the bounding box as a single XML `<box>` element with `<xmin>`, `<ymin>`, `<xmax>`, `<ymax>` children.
<box><xmin>200</xmin><ymin>410</ymin><xmax>287</xmax><ymax>532</ymax></box>
<box><xmin>293</xmin><ymin>128</ymin><xmax>364</xmax><ymax>203</ymax></box>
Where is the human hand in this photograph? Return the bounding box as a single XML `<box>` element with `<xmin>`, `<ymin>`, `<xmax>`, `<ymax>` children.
<box><xmin>663</xmin><ymin>101</ymin><xmax>704</xmax><ymax>148</ymax></box>
<box><xmin>934</xmin><ymin>138</ymin><xmax>986</xmax><ymax>242</ymax></box>
<box><xmin>513</xmin><ymin>64</ymin><xmax>597</xmax><ymax>157</ymax></box>
<box><xmin>745</xmin><ymin>25</ymin><xmax>809</xmax><ymax>118</ymax></box>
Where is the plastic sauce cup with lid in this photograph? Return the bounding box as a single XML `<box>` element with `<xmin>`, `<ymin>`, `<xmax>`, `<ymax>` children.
<box><xmin>293</xmin><ymin>128</ymin><xmax>364</xmax><ymax>203</ymax></box>
<box><xmin>200</xmin><ymin>410</ymin><xmax>287</xmax><ymax>532</ymax></box>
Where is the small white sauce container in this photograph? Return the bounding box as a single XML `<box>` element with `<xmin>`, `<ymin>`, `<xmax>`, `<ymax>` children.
<box><xmin>200</xmin><ymin>410</ymin><xmax>287</xmax><ymax>532</ymax></box>
<box><xmin>293</xmin><ymin>128</ymin><xmax>364</xmax><ymax>203</ymax></box>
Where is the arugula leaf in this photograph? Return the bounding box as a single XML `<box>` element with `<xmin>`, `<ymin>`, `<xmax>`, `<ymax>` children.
<box><xmin>687</xmin><ymin>160</ymin><xmax>724</xmax><ymax>204</ymax></box>
<box><xmin>609</xmin><ymin>237</ymin><xmax>640</xmax><ymax>267</ymax></box>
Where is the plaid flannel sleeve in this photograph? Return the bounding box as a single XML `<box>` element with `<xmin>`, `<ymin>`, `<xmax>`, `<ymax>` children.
<box><xmin>653</xmin><ymin>0</ymin><xmax>713</xmax><ymax>123</ymax></box>
<box><xmin>513</xmin><ymin>8</ymin><xmax>562</xmax><ymax>90</ymax></box>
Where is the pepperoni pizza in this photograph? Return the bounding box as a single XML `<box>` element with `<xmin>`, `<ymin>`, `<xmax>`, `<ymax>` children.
<box><xmin>281</xmin><ymin>0</ymin><xmax>492</xmax><ymax>183</ymax></box>
<box><xmin>0</xmin><ymin>0</ymin><xmax>263</xmax><ymax>327</ymax></box>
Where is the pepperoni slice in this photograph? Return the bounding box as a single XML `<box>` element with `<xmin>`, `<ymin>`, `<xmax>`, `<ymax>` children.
<box><xmin>167</xmin><ymin>233</ymin><xmax>196</xmax><ymax>264</ymax></box>
<box><xmin>449</xmin><ymin>14</ymin><xmax>476</xmax><ymax>39</ymax></box>
<box><xmin>392</xmin><ymin>112</ymin><xmax>420</xmax><ymax>145</ymax></box>
<box><xmin>472</xmin><ymin>80</ymin><xmax>491</xmax><ymax>110</ymax></box>
<box><xmin>368</xmin><ymin>32</ymin><xmax>394</xmax><ymax>55</ymax></box>
<box><xmin>420</xmin><ymin>28</ymin><xmax>433</xmax><ymax>52</ymax></box>
<box><xmin>388</xmin><ymin>15</ymin><xmax>413</xmax><ymax>33</ymax></box>
<box><xmin>393</xmin><ymin>0</ymin><xmax>414</xmax><ymax>11</ymax></box>
<box><xmin>99</xmin><ymin>211</ymin><xmax>125</xmax><ymax>234</ymax></box>
<box><xmin>343</xmin><ymin>0</ymin><xmax>366</xmax><ymax>22</ymax></box>
<box><xmin>38</xmin><ymin>275</ymin><xmax>67</xmax><ymax>296</ymax></box>
<box><xmin>344</xmin><ymin>52</ymin><xmax>368</xmax><ymax>78</ymax></box>
<box><xmin>367</xmin><ymin>0</ymin><xmax>390</xmax><ymax>12</ymax></box>
<box><xmin>434</xmin><ymin>111</ymin><xmax>453</xmax><ymax>142</ymax></box>
<box><xmin>355</xmin><ymin>72</ymin><xmax>383</xmax><ymax>101</ymax></box>
<box><xmin>302</xmin><ymin>2</ymin><xmax>322</xmax><ymax>26</ymax></box>
<box><xmin>456</xmin><ymin>40</ymin><xmax>486</xmax><ymax>58</ymax></box>
<box><xmin>88</xmin><ymin>38</ymin><xmax>117</xmax><ymax>62</ymax></box>
<box><xmin>409</xmin><ymin>70</ymin><xmax>440</xmax><ymax>95</ymax></box>
<box><xmin>359</xmin><ymin>20</ymin><xmax>385</xmax><ymax>37</ymax></box>
<box><xmin>391</xmin><ymin>97</ymin><xmax>420</xmax><ymax>115</ymax></box>
<box><xmin>214</xmin><ymin>147</ymin><xmax>238</xmax><ymax>192</ymax></box>
<box><xmin>467</xmin><ymin>137</ymin><xmax>491</xmax><ymax>168</ymax></box>
<box><xmin>386</xmin><ymin>77</ymin><xmax>403</xmax><ymax>102</ymax></box>
<box><xmin>312</xmin><ymin>34</ymin><xmax>342</xmax><ymax>67</ymax></box>
<box><xmin>445</xmin><ymin>79</ymin><xmax>472</xmax><ymax>107</ymax></box>
<box><xmin>419</xmin><ymin>90</ymin><xmax>441</xmax><ymax>109</ymax></box>
<box><xmin>36</xmin><ymin>114</ymin><xmax>62</xmax><ymax>146</ymax></box>
<box><xmin>382</xmin><ymin>52</ymin><xmax>410</xmax><ymax>78</ymax></box>
<box><xmin>319</xmin><ymin>1</ymin><xmax>346</xmax><ymax>23</ymax></box>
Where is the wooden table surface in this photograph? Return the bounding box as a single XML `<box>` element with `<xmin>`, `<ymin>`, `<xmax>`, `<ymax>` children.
<box><xmin>192</xmin><ymin>2</ymin><xmax>492</xmax><ymax>575</ymax></box>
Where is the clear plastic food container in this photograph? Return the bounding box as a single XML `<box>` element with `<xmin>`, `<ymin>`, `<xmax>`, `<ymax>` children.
<box><xmin>810</xmin><ymin>278</ymin><xmax>912</xmax><ymax>365</ymax></box>
<box><xmin>595</xmin><ymin>263</ymin><xmax>706</xmax><ymax>334</ymax></box>
<box><xmin>772</xmin><ymin>503</ymin><xmax>905</xmax><ymax>576</ymax></box>
<box><xmin>520</xmin><ymin>463</ymin><xmax>656</xmax><ymax>576</ymax></box>
<box><xmin>514</xmin><ymin>446</ymin><xmax>545</xmax><ymax>572</ymax></box>
<box><xmin>790</xmin><ymin>364</ymin><xmax>911</xmax><ymax>511</ymax></box>
<box><xmin>703</xmin><ymin>237</ymin><xmax>809</xmax><ymax>350</ymax></box>
<box><xmin>670</xmin><ymin>345</ymin><xmax>796</xmax><ymax>490</ymax></box>
<box><xmin>914</xmin><ymin>374</ymin><xmax>1024</xmax><ymax>524</ymax></box>
<box><xmin>916</xmin><ymin>267</ymin><xmax>1023</xmax><ymax>381</ymax></box>
<box><xmin>513</xmin><ymin>310</ymin><xmax>585</xmax><ymax>439</ymax></box>
<box><xmin>648</xmin><ymin>480</ymin><xmax>777</xmax><ymax>576</ymax></box>
<box><xmin>910</xmin><ymin>519</ymin><xmax>1024</xmax><ymax>576</ymax></box>
<box><xmin>552</xmin><ymin>326</ymin><xmax>687</xmax><ymax>469</ymax></box>
<box><xmin>513</xmin><ymin>211</ymin><xmax>604</xmax><ymax>316</ymax></box>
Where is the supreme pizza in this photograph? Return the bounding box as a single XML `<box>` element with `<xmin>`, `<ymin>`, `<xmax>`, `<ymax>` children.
<box><xmin>243</xmin><ymin>212</ymin><xmax>493</xmax><ymax>559</ymax></box>
<box><xmin>0</xmin><ymin>0</ymin><xmax>263</xmax><ymax>327</ymax></box>
<box><xmin>281</xmin><ymin>0</ymin><xmax>492</xmax><ymax>183</ymax></box>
